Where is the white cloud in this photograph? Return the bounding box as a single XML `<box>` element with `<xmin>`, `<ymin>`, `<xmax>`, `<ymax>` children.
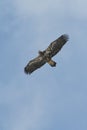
<box><xmin>0</xmin><ymin>78</ymin><xmax>45</xmax><ymax>130</ymax></box>
<box><xmin>13</xmin><ymin>0</ymin><xmax>63</xmax><ymax>16</ymax></box>
<box><xmin>68</xmin><ymin>0</ymin><xmax>87</xmax><ymax>19</ymax></box>
<box><xmin>13</xmin><ymin>0</ymin><xmax>87</xmax><ymax>19</ymax></box>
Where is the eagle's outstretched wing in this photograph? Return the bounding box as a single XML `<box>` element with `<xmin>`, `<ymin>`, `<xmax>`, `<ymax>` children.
<box><xmin>24</xmin><ymin>55</ymin><xmax>46</xmax><ymax>74</ymax></box>
<box><xmin>45</xmin><ymin>34</ymin><xmax>69</xmax><ymax>57</ymax></box>
<box><xmin>24</xmin><ymin>34</ymin><xmax>69</xmax><ymax>74</ymax></box>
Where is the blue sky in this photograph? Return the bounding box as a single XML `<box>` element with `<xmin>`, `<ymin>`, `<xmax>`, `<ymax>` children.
<box><xmin>0</xmin><ymin>0</ymin><xmax>87</xmax><ymax>130</ymax></box>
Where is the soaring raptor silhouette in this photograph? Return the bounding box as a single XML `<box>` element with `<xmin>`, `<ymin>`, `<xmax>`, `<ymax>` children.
<box><xmin>24</xmin><ymin>34</ymin><xmax>69</xmax><ymax>74</ymax></box>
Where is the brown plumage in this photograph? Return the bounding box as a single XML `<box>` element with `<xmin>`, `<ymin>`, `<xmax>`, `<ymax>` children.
<box><xmin>24</xmin><ymin>34</ymin><xmax>69</xmax><ymax>74</ymax></box>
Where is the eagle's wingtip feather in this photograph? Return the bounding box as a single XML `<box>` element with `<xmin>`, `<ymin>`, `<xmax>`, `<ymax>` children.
<box><xmin>62</xmin><ymin>34</ymin><xmax>69</xmax><ymax>41</ymax></box>
<box><xmin>24</xmin><ymin>67</ymin><xmax>28</xmax><ymax>74</ymax></box>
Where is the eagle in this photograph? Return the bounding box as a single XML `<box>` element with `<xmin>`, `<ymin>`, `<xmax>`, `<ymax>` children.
<box><xmin>24</xmin><ymin>34</ymin><xmax>69</xmax><ymax>74</ymax></box>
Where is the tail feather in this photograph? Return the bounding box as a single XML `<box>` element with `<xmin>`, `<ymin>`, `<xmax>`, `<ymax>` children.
<box><xmin>47</xmin><ymin>59</ymin><xmax>56</xmax><ymax>67</ymax></box>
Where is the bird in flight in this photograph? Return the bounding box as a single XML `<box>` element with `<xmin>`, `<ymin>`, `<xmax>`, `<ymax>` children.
<box><xmin>24</xmin><ymin>34</ymin><xmax>69</xmax><ymax>74</ymax></box>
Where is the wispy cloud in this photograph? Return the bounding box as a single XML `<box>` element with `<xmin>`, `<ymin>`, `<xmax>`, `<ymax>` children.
<box><xmin>13</xmin><ymin>0</ymin><xmax>87</xmax><ymax>19</ymax></box>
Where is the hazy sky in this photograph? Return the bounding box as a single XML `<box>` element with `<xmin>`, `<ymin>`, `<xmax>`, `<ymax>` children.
<box><xmin>0</xmin><ymin>0</ymin><xmax>87</xmax><ymax>130</ymax></box>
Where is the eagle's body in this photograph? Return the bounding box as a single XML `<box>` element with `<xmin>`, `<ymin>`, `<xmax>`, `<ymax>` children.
<box><xmin>24</xmin><ymin>34</ymin><xmax>69</xmax><ymax>74</ymax></box>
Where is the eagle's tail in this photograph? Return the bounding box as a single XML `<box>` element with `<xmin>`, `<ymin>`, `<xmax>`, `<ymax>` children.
<box><xmin>47</xmin><ymin>59</ymin><xmax>56</xmax><ymax>67</ymax></box>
